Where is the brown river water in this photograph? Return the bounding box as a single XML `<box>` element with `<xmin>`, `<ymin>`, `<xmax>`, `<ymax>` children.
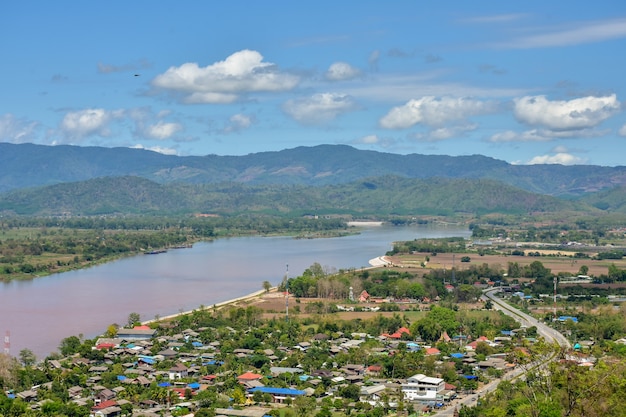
<box><xmin>0</xmin><ymin>224</ymin><xmax>470</xmax><ymax>360</ymax></box>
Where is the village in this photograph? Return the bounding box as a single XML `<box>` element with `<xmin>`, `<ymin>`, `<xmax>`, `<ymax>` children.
<box><xmin>6</xmin><ymin>285</ymin><xmax>571</xmax><ymax>417</ymax></box>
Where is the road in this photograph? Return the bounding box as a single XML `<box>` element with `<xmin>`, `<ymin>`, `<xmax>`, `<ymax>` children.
<box><xmin>431</xmin><ymin>288</ymin><xmax>570</xmax><ymax>416</ymax></box>
<box><xmin>482</xmin><ymin>288</ymin><xmax>571</xmax><ymax>350</ymax></box>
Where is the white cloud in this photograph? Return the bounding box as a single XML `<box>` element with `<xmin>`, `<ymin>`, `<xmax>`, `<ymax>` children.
<box><xmin>502</xmin><ymin>17</ymin><xmax>626</xmax><ymax>49</ymax></box>
<box><xmin>489</xmin><ymin>127</ymin><xmax>607</xmax><ymax>143</ymax></box>
<box><xmin>145</xmin><ymin>121</ymin><xmax>182</xmax><ymax>140</ymax></box>
<box><xmin>130</xmin><ymin>144</ymin><xmax>178</xmax><ymax>155</ymax></box>
<box><xmin>0</xmin><ymin>113</ymin><xmax>38</xmax><ymax>143</ymax></box>
<box><xmin>551</xmin><ymin>145</ymin><xmax>570</xmax><ymax>154</ymax></box>
<box><xmin>489</xmin><ymin>129</ymin><xmax>552</xmax><ymax>143</ymax></box>
<box><xmin>152</xmin><ymin>50</ymin><xmax>299</xmax><ymax>104</ymax></box>
<box><xmin>326</xmin><ymin>62</ymin><xmax>361</xmax><ymax>81</ymax></box>
<box><xmin>283</xmin><ymin>93</ymin><xmax>357</xmax><ymax>124</ymax></box>
<box><xmin>379</xmin><ymin>96</ymin><xmax>496</xmax><ymax>129</ymax></box>
<box><xmin>513</xmin><ymin>95</ymin><xmax>620</xmax><ymax>130</ymax></box>
<box><xmin>619</xmin><ymin>124</ymin><xmax>626</xmax><ymax>136</ymax></box>
<box><xmin>60</xmin><ymin>108</ymin><xmax>123</xmax><ymax>141</ymax></box>
<box><xmin>355</xmin><ymin>134</ymin><xmax>380</xmax><ymax>144</ymax></box>
<box><xmin>525</xmin><ymin>153</ymin><xmax>587</xmax><ymax>165</ymax></box>
<box><xmin>223</xmin><ymin>113</ymin><xmax>254</xmax><ymax>133</ymax></box>
<box><xmin>411</xmin><ymin>124</ymin><xmax>477</xmax><ymax>142</ymax></box>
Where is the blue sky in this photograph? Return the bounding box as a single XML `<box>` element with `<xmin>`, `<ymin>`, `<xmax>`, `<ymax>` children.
<box><xmin>1</xmin><ymin>1</ymin><xmax>626</xmax><ymax>166</ymax></box>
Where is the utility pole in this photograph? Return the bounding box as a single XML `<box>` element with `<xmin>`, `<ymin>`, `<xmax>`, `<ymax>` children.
<box><xmin>553</xmin><ymin>276</ymin><xmax>558</xmax><ymax>320</ymax></box>
<box><xmin>285</xmin><ymin>264</ymin><xmax>289</xmax><ymax>322</ymax></box>
<box><xmin>451</xmin><ymin>254</ymin><xmax>456</xmax><ymax>283</ymax></box>
<box><xmin>3</xmin><ymin>331</ymin><xmax>9</xmax><ymax>355</ymax></box>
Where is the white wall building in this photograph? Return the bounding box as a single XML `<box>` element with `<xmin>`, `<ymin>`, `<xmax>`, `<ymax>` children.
<box><xmin>401</xmin><ymin>373</ymin><xmax>445</xmax><ymax>401</ymax></box>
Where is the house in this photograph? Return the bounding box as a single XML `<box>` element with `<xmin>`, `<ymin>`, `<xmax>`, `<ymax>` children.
<box><xmin>401</xmin><ymin>374</ymin><xmax>445</xmax><ymax>401</ymax></box>
<box><xmin>116</xmin><ymin>327</ymin><xmax>157</xmax><ymax>341</ymax></box>
<box><xmin>360</xmin><ymin>384</ymin><xmax>387</xmax><ymax>401</ymax></box>
<box><xmin>367</xmin><ymin>364</ymin><xmax>383</xmax><ymax>375</ymax></box>
<box><xmin>247</xmin><ymin>387</ymin><xmax>305</xmax><ymax>404</ymax></box>
<box><xmin>16</xmin><ymin>390</ymin><xmax>37</xmax><ymax>402</ymax></box>
<box><xmin>425</xmin><ymin>347</ymin><xmax>440</xmax><ymax>356</ymax></box>
<box><xmin>237</xmin><ymin>371</ymin><xmax>263</xmax><ymax>382</ymax></box>
<box><xmin>270</xmin><ymin>367</ymin><xmax>303</xmax><ymax>376</ymax></box>
<box><xmin>91</xmin><ymin>400</ymin><xmax>119</xmax><ymax>416</ymax></box>
<box><xmin>381</xmin><ymin>326</ymin><xmax>410</xmax><ymax>339</ymax></box>
<box><xmin>168</xmin><ymin>363</ymin><xmax>188</xmax><ymax>380</ymax></box>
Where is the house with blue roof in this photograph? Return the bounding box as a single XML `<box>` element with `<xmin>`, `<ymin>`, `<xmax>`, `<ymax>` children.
<box><xmin>248</xmin><ymin>386</ymin><xmax>305</xmax><ymax>403</ymax></box>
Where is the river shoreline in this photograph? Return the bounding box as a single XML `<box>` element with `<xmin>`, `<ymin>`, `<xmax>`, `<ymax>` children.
<box><xmin>141</xmin><ymin>255</ymin><xmax>390</xmax><ymax>326</ymax></box>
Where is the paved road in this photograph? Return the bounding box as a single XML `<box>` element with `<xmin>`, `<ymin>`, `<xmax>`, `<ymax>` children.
<box><xmin>431</xmin><ymin>288</ymin><xmax>570</xmax><ymax>416</ymax></box>
<box><xmin>482</xmin><ymin>288</ymin><xmax>571</xmax><ymax>349</ymax></box>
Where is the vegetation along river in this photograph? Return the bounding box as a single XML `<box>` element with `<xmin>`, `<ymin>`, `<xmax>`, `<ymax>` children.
<box><xmin>0</xmin><ymin>224</ymin><xmax>470</xmax><ymax>360</ymax></box>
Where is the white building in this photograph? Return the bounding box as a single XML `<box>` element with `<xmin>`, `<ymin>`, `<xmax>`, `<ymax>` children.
<box><xmin>401</xmin><ymin>373</ymin><xmax>445</xmax><ymax>401</ymax></box>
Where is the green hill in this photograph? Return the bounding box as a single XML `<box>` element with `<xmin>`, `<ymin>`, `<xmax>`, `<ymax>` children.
<box><xmin>2</xmin><ymin>143</ymin><xmax>626</xmax><ymax>197</ymax></box>
<box><xmin>0</xmin><ymin>175</ymin><xmax>587</xmax><ymax>217</ymax></box>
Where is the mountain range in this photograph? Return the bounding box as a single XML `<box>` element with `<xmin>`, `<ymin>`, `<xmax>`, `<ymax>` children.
<box><xmin>2</xmin><ymin>142</ymin><xmax>626</xmax><ymax>196</ymax></box>
<box><xmin>1</xmin><ymin>143</ymin><xmax>625</xmax><ymax>217</ymax></box>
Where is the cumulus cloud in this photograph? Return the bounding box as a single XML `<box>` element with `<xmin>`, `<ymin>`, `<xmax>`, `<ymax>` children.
<box><xmin>283</xmin><ymin>93</ymin><xmax>357</xmax><ymax>124</ymax></box>
<box><xmin>619</xmin><ymin>124</ymin><xmax>626</xmax><ymax>136</ymax></box>
<box><xmin>152</xmin><ymin>50</ymin><xmax>299</xmax><ymax>104</ymax></box>
<box><xmin>130</xmin><ymin>144</ymin><xmax>178</xmax><ymax>155</ymax></box>
<box><xmin>59</xmin><ymin>108</ymin><xmax>124</xmax><ymax>141</ymax></box>
<box><xmin>489</xmin><ymin>129</ymin><xmax>552</xmax><ymax>143</ymax></box>
<box><xmin>379</xmin><ymin>96</ymin><xmax>496</xmax><ymax>129</ymax></box>
<box><xmin>410</xmin><ymin>124</ymin><xmax>477</xmax><ymax>142</ymax></box>
<box><xmin>513</xmin><ymin>94</ymin><xmax>619</xmax><ymax>131</ymax></box>
<box><xmin>325</xmin><ymin>62</ymin><xmax>361</xmax><ymax>81</ymax></box>
<box><xmin>355</xmin><ymin>134</ymin><xmax>380</xmax><ymax>144</ymax></box>
<box><xmin>0</xmin><ymin>114</ymin><xmax>38</xmax><ymax>143</ymax></box>
<box><xmin>223</xmin><ymin>113</ymin><xmax>254</xmax><ymax>133</ymax></box>
<box><xmin>127</xmin><ymin>107</ymin><xmax>184</xmax><ymax>141</ymax></box>
<box><xmin>525</xmin><ymin>153</ymin><xmax>587</xmax><ymax>165</ymax></box>
<box><xmin>145</xmin><ymin>121</ymin><xmax>182</xmax><ymax>140</ymax></box>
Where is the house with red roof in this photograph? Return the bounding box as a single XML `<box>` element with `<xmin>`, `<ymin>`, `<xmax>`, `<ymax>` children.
<box><xmin>381</xmin><ymin>326</ymin><xmax>411</xmax><ymax>339</ymax></box>
<box><xmin>237</xmin><ymin>371</ymin><xmax>263</xmax><ymax>381</ymax></box>
<box><xmin>91</xmin><ymin>400</ymin><xmax>121</xmax><ymax>417</ymax></box>
<box><xmin>425</xmin><ymin>347</ymin><xmax>440</xmax><ymax>356</ymax></box>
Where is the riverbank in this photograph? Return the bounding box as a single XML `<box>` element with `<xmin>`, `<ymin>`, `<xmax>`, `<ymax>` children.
<box><xmin>142</xmin><ymin>288</ymin><xmax>271</xmax><ymax>325</ymax></box>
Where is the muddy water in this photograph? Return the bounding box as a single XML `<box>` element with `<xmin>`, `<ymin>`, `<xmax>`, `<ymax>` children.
<box><xmin>0</xmin><ymin>224</ymin><xmax>470</xmax><ymax>359</ymax></box>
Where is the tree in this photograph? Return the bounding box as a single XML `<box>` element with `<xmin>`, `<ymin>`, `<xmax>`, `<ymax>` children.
<box><xmin>105</xmin><ymin>324</ymin><xmax>118</xmax><ymax>338</ymax></box>
<box><xmin>194</xmin><ymin>409</ymin><xmax>216</xmax><ymax>417</ymax></box>
<box><xmin>293</xmin><ymin>396</ymin><xmax>316</xmax><ymax>417</ymax></box>
<box><xmin>127</xmin><ymin>312</ymin><xmax>141</xmax><ymax>328</ymax></box>
<box><xmin>59</xmin><ymin>335</ymin><xmax>82</xmax><ymax>356</ymax></box>
<box><xmin>19</xmin><ymin>348</ymin><xmax>36</xmax><ymax>367</ymax></box>
<box><xmin>0</xmin><ymin>352</ymin><xmax>19</xmax><ymax>388</ymax></box>
<box><xmin>262</xmin><ymin>280</ymin><xmax>272</xmax><ymax>293</ymax></box>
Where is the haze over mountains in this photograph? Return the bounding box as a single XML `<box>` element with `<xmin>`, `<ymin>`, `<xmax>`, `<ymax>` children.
<box><xmin>2</xmin><ymin>143</ymin><xmax>626</xmax><ymax>194</ymax></box>
<box><xmin>1</xmin><ymin>143</ymin><xmax>625</xmax><ymax>216</ymax></box>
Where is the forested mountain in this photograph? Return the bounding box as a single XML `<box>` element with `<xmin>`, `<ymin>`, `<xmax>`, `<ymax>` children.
<box><xmin>0</xmin><ymin>175</ymin><xmax>589</xmax><ymax>217</ymax></box>
<box><xmin>578</xmin><ymin>185</ymin><xmax>626</xmax><ymax>213</ymax></box>
<box><xmin>2</xmin><ymin>142</ymin><xmax>626</xmax><ymax>196</ymax></box>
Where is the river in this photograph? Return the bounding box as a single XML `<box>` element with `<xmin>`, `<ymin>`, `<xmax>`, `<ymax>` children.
<box><xmin>0</xmin><ymin>223</ymin><xmax>470</xmax><ymax>360</ymax></box>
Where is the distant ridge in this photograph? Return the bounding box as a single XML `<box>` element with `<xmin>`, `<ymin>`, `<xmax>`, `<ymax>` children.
<box><xmin>1</xmin><ymin>142</ymin><xmax>625</xmax><ymax>196</ymax></box>
<box><xmin>0</xmin><ymin>175</ymin><xmax>586</xmax><ymax>217</ymax></box>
